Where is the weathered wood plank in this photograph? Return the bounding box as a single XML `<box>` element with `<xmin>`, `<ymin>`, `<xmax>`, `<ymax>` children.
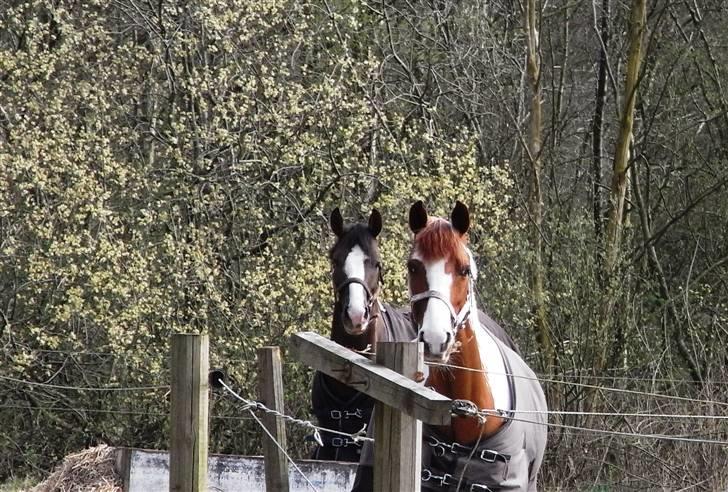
<box><xmin>373</xmin><ymin>342</ymin><xmax>423</xmax><ymax>491</ymax></box>
<box><xmin>290</xmin><ymin>331</ymin><xmax>451</xmax><ymax>425</ymax></box>
<box><xmin>258</xmin><ymin>346</ymin><xmax>290</xmax><ymax>492</ymax></box>
<box><xmin>170</xmin><ymin>334</ymin><xmax>209</xmax><ymax>492</ymax></box>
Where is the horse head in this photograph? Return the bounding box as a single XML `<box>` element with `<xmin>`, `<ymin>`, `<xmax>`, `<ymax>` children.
<box><xmin>407</xmin><ymin>200</ymin><xmax>511</xmax><ymax>442</ymax></box>
<box><xmin>407</xmin><ymin>200</ymin><xmax>476</xmax><ymax>362</ymax></box>
<box><xmin>329</xmin><ymin>208</ymin><xmax>384</xmax><ymax>341</ymax></box>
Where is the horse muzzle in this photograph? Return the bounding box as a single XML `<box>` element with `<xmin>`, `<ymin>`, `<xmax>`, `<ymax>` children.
<box><xmin>419</xmin><ymin>330</ymin><xmax>452</xmax><ymax>362</ymax></box>
<box><xmin>342</xmin><ymin>309</ymin><xmax>370</xmax><ymax>336</ymax></box>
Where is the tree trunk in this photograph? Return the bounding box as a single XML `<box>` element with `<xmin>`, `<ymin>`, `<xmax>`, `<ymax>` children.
<box><xmin>591</xmin><ymin>0</ymin><xmax>611</xmax><ymax>246</ymax></box>
<box><xmin>596</xmin><ymin>0</ymin><xmax>647</xmax><ymax>374</ymax></box>
<box><xmin>603</xmin><ymin>0</ymin><xmax>646</xmax><ymax>275</ymax></box>
<box><xmin>525</xmin><ymin>0</ymin><xmax>553</xmax><ymax>371</ymax></box>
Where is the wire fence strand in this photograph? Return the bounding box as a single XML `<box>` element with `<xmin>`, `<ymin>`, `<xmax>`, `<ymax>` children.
<box><xmin>0</xmin><ymin>403</ymin><xmax>254</xmax><ymax>420</ymax></box>
<box><xmin>470</xmin><ymin>407</ymin><xmax>728</xmax><ymax>446</ymax></box>
<box><xmin>219</xmin><ymin>380</ymin><xmax>373</xmax><ymax>444</ymax></box>
<box><xmin>0</xmin><ymin>374</ymin><xmax>168</xmax><ymax>392</ymax></box>
<box><xmin>425</xmin><ymin>362</ymin><xmax>728</xmax><ymax>408</ymax></box>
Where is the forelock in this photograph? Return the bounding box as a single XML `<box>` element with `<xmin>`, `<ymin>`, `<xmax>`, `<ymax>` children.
<box><xmin>330</xmin><ymin>224</ymin><xmax>378</xmax><ymax>260</ymax></box>
<box><xmin>412</xmin><ymin>218</ymin><xmax>468</xmax><ymax>267</ymax></box>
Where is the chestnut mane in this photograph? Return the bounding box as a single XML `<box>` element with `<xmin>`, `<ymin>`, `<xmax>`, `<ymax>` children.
<box><xmin>413</xmin><ymin>218</ymin><xmax>469</xmax><ymax>267</ymax></box>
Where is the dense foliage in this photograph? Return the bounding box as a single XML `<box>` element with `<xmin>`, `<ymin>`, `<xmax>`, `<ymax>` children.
<box><xmin>1</xmin><ymin>0</ymin><xmax>726</xmax><ymax>488</ymax></box>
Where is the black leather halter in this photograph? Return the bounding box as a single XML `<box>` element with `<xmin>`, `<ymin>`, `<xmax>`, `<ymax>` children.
<box><xmin>336</xmin><ymin>277</ymin><xmax>374</xmax><ymax>301</ymax></box>
<box><xmin>335</xmin><ymin>274</ymin><xmax>381</xmax><ymax>322</ymax></box>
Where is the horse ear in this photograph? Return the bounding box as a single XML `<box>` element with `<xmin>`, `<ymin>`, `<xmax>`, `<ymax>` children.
<box><xmin>330</xmin><ymin>208</ymin><xmax>344</xmax><ymax>237</ymax></box>
<box><xmin>451</xmin><ymin>201</ymin><xmax>470</xmax><ymax>235</ymax></box>
<box><xmin>368</xmin><ymin>209</ymin><xmax>382</xmax><ymax>238</ymax></box>
<box><xmin>409</xmin><ymin>201</ymin><xmax>428</xmax><ymax>234</ymax></box>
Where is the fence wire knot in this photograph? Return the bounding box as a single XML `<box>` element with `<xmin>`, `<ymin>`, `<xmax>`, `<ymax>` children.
<box><xmin>451</xmin><ymin>399</ymin><xmax>487</xmax><ymax>424</ymax></box>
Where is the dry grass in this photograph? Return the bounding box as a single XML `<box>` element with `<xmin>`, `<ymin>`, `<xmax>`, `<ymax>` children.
<box><xmin>29</xmin><ymin>445</ymin><xmax>121</xmax><ymax>492</ymax></box>
<box><xmin>0</xmin><ymin>477</ymin><xmax>37</xmax><ymax>492</ymax></box>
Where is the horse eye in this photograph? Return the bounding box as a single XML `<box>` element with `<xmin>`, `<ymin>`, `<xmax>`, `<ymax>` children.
<box><xmin>459</xmin><ymin>267</ymin><xmax>470</xmax><ymax>277</ymax></box>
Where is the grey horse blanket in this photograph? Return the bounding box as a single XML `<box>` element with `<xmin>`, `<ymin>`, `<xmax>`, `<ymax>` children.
<box><xmin>351</xmin><ymin>313</ymin><xmax>545</xmax><ymax>491</ymax></box>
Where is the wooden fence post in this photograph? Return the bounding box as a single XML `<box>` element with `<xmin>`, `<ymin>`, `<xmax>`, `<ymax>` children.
<box><xmin>258</xmin><ymin>346</ymin><xmax>290</xmax><ymax>492</ymax></box>
<box><xmin>170</xmin><ymin>334</ymin><xmax>209</xmax><ymax>492</ymax></box>
<box><xmin>373</xmin><ymin>342</ymin><xmax>423</xmax><ymax>491</ymax></box>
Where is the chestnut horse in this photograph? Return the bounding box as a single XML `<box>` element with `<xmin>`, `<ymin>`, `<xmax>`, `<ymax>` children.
<box><xmin>409</xmin><ymin>201</ymin><xmax>547</xmax><ymax>491</ymax></box>
<box><xmin>310</xmin><ymin>208</ymin><xmax>417</xmax><ymax>462</ymax></box>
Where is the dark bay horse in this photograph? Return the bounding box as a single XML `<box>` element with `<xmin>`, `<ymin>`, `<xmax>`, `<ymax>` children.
<box><xmin>310</xmin><ymin>208</ymin><xmax>416</xmax><ymax>462</ymax></box>
<box><xmin>409</xmin><ymin>201</ymin><xmax>547</xmax><ymax>491</ymax></box>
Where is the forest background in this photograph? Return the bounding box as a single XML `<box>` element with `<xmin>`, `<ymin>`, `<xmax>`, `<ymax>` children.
<box><xmin>1</xmin><ymin>0</ymin><xmax>727</xmax><ymax>489</ymax></box>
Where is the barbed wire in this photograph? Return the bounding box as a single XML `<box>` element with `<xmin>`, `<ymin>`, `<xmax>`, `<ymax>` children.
<box><xmin>539</xmin><ymin>372</ymin><xmax>728</xmax><ymax>385</ymax></box>
<box><xmin>2</xmin><ymin>348</ymin><xmax>122</xmax><ymax>357</ymax></box>
<box><xmin>353</xmin><ymin>348</ymin><xmax>728</xmax><ymax>385</ymax></box>
<box><xmin>217</xmin><ymin>380</ymin><xmax>323</xmax><ymax>491</ymax></box>
<box><xmin>243</xmin><ymin>403</ymin><xmax>319</xmax><ymax>492</ymax></box>
<box><xmin>218</xmin><ymin>379</ymin><xmax>373</xmax><ymax>445</ymax></box>
<box><xmin>217</xmin><ymin>374</ymin><xmax>728</xmax><ymax>450</ymax></box>
<box><xmin>0</xmin><ymin>403</ymin><xmax>171</xmax><ymax>418</ymax></box>
<box><xmin>8</xmin><ymin>348</ymin><xmax>727</xmax><ymax>384</ymax></box>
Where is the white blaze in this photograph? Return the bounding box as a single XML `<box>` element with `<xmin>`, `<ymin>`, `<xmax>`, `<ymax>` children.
<box><xmin>343</xmin><ymin>245</ymin><xmax>368</xmax><ymax>322</ymax></box>
<box><xmin>417</xmin><ymin>255</ymin><xmax>453</xmax><ymax>356</ymax></box>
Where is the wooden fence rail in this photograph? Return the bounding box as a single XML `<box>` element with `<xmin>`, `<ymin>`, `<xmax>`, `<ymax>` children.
<box><xmin>290</xmin><ymin>331</ymin><xmax>451</xmax><ymax>425</ymax></box>
<box><xmin>169</xmin><ymin>332</ymin><xmax>452</xmax><ymax>492</ymax></box>
<box><xmin>291</xmin><ymin>332</ymin><xmax>453</xmax><ymax>491</ymax></box>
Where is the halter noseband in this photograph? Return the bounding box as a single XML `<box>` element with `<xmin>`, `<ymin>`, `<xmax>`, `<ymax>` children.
<box><xmin>409</xmin><ymin>269</ymin><xmax>475</xmax><ymax>333</ymax></box>
<box><xmin>336</xmin><ymin>277</ymin><xmax>374</xmax><ymax>301</ymax></box>
<box><xmin>335</xmin><ymin>275</ymin><xmax>380</xmax><ymax>320</ymax></box>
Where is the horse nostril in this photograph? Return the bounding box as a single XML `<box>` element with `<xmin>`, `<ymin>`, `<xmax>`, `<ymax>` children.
<box><xmin>439</xmin><ymin>332</ymin><xmax>452</xmax><ymax>353</ymax></box>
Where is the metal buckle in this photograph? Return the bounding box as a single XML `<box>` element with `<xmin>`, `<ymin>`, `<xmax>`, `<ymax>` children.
<box><xmin>439</xmin><ymin>473</ymin><xmax>453</xmax><ymax>486</ymax></box>
<box><xmin>421</xmin><ymin>469</ymin><xmax>453</xmax><ymax>486</ymax></box>
<box><xmin>330</xmin><ymin>410</ymin><xmax>342</xmax><ymax>420</ymax></box>
<box><xmin>331</xmin><ymin>437</ymin><xmax>359</xmax><ymax>448</ymax></box>
<box><xmin>426</xmin><ymin>435</ymin><xmax>447</xmax><ymax>457</ymax></box>
<box><xmin>479</xmin><ymin>449</ymin><xmax>499</xmax><ymax>463</ymax></box>
<box><xmin>345</xmin><ymin>408</ymin><xmax>363</xmax><ymax>419</ymax></box>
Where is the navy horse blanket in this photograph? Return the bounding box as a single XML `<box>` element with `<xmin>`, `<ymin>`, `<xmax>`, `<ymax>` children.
<box><xmin>310</xmin><ymin>304</ymin><xmax>416</xmax><ymax>462</ymax></box>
